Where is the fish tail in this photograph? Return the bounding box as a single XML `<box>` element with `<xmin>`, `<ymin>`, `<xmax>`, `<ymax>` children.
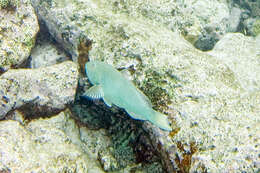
<box><xmin>147</xmin><ymin>110</ymin><xmax>172</xmax><ymax>131</ymax></box>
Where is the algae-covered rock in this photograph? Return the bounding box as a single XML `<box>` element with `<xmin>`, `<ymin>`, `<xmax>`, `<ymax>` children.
<box><xmin>0</xmin><ymin>0</ymin><xmax>19</xmax><ymax>9</ymax></box>
<box><xmin>0</xmin><ymin>0</ymin><xmax>39</xmax><ymax>72</ymax></box>
<box><xmin>231</xmin><ymin>0</ymin><xmax>260</xmax><ymax>18</ymax></box>
<box><xmin>252</xmin><ymin>19</ymin><xmax>260</xmax><ymax>36</ymax></box>
<box><xmin>31</xmin><ymin>0</ymin><xmax>260</xmax><ymax>172</ymax></box>
<box><xmin>0</xmin><ymin>110</ymin><xmax>104</xmax><ymax>173</ymax></box>
<box><xmin>0</xmin><ymin>61</ymin><xmax>79</xmax><ymax>119</ymax></box>
<box><xmin>71</xmin><ymin>96</ymin><xmax>164</xmax><ymax>172</ymax></box>
<box><xmin>231</xmin><ymin>0</ymin><xmax>260</xmax><ymax>37</ymax></box>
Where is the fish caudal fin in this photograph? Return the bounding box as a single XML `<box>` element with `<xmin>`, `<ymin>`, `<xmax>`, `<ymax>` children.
<box><xmin>148</xmin><ymin>110</ymin><xmax>172</xmax><ymax>131</ymax></box>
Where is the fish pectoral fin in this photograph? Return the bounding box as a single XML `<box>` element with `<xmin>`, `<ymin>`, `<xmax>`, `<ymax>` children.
<box><xmin>136</xmin><ymin>88</ymin><xmax>153</xmax><ymax>107</ymax></box>
<box><xmin>103</xmin><ymin>97</ymin><xmax>113</xmax><ymax>107</ymax></box>
<box><xmin>82</xmin><ymin>85</ymin><xmax>104</xmax><ymax>99</ymax></box>
<box><xmin>126</xmin><ymin>110</ymin><xmax>147</xmax><ymax>120</ymax></box>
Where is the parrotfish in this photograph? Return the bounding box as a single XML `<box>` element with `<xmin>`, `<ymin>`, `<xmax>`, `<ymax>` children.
<box><xmin>83</xmin><ymin>60</ymin><xmax>172</xmax><ymax>131</ymax></box>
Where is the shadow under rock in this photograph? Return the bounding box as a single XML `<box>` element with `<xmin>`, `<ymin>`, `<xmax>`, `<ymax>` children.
<box><xmin>70</xmin><ymin>92</ymin><xmax>165</xmax><ymax>172</ymax></box>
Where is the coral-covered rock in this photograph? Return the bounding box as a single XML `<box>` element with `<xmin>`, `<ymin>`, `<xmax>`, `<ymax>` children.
<box><xmin>0</xmin><ymin>110</ymin><xmax>104</xmax><ymax>173</ymax></box>
<box><xmin>0</xmin><ymin>0</ymin><xmax>39</xmax><ymax>72</ymax></box>
<box><xmin>0</xmin><ymin>61</ymin><xmax>79</xmax><ymax>119</ymax></box>
<box><xmin>30</xmin><ymin>0</ymin><xmax>260</xmax><ymax>172</ymax></box>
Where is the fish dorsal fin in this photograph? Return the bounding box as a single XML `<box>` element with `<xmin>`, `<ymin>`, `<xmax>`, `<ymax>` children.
<box><xmin>120</xmin><ymin>68</ymin><xmax>153</xmax><ymax>107</ymax></box>
<box><xmin>136</xmin><ymin>88</ymin><xmax>153</xmax><ymax>107</ymax></box>
<box><xmin>82</xmin><ymin>85</ymin><xmax>104</xmax><ymax>99</ymax></box>
<box><xmin>120</xmin><ymin>67</ymin><xmax>152</xmax><ymax>107</ymax></box>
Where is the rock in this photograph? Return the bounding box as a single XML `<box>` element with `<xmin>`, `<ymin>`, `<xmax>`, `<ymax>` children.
<box><xmin>31</xmin><ymin>0</ymin><xmax>230</xmax><ymax>55</ymax></box>
<box><xmin>231</xmin><ymin>0</ymin><xmax>260</xmax><ymax>18</ymax></box>
<box><xmin>208</xmin><ymin>33</ymin><xmax>260</xmax><ymax>91</ymax></box>
<box><xmin>31</xmin><ymin>0</ymin><xmax>91</xmax><ymax>63</ymax></box>
<box><xmin>29</xmin><ymin>27</ymin><xmax>70</xmax><ymax>68</ymax></box>
<box><xmin>0</xmin><ymin>0</ymin><xmax>19</xmax><ymax>9</ymax></box>
<box><xmin>0</xmin><ymin>0</ymin><xmax>39</xmax><ymax>72</ymax></box>
<box><xmin>178</xmin><ymin>33</ymin><xmax>259</xmax><ymax>172</ymax></box>
<box><xmin>30</xmin><ymin>0</ymin><xmax>260</xmax><ymax>172</ymax></box>
<box><xmin>0</xmin><ymin>61</ymin><xmax>79</xmax><ymax>119</ymax></box>
<box><xmin>227</xmin><ymin>7</ymin><xmax>242</xmax><ymax>32</ymax></box>
<box><xmin>110</xmin><ymin>0</ymin><xmax>230</xmax><ymax>51</ymax></box>
<box><xmin>231</xmin><ymin>0</ymin><xmax>260</xmax><ymax>37</ymax></box>
<box><xmin>177</xmin><ymin>0</ymin><xmax>229</xmax><ymax>51</ymax></box>
<box><xmin>244</xmin><ymin>18</ymin><xmax>260</xmax><ymax>36</ymax></box>
<box><xmin>0</xmin><ymin>109</ymin><xmax>157</xmax><ymax>172</ymax></box>
<box><xmin>0</xmin><ymin>110</ymin><xmax>104</xmax><ymax>173</ymax></box>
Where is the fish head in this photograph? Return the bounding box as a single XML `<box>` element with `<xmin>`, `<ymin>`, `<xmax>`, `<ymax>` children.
<box><xmin>85</xmin><ymin>61</ymin><xmax>101</xmax><ymax>84</ymax></box>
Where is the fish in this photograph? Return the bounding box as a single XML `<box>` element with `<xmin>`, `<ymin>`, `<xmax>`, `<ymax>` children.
<box><xmin>83</xmin><ymin>60</ymin><xmax>172</xmax><ymax>131</ymax></box>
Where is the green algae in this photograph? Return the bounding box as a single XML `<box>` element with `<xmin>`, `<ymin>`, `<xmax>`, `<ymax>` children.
<box><xmin>0</xmin><ymin>0</ymin><xmax>19</xmax><ymax>9</ymax></box>
<box><xmin>252</xmin><ymin>19</ymin><xmax>260</xmax><ymax>36</ymax></box>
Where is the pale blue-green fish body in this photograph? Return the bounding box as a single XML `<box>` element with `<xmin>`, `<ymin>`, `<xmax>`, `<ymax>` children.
<box><xmin>84</xmin><ymin>61</ymin><xmax>171</xmax><ymax>131</ymax></box>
